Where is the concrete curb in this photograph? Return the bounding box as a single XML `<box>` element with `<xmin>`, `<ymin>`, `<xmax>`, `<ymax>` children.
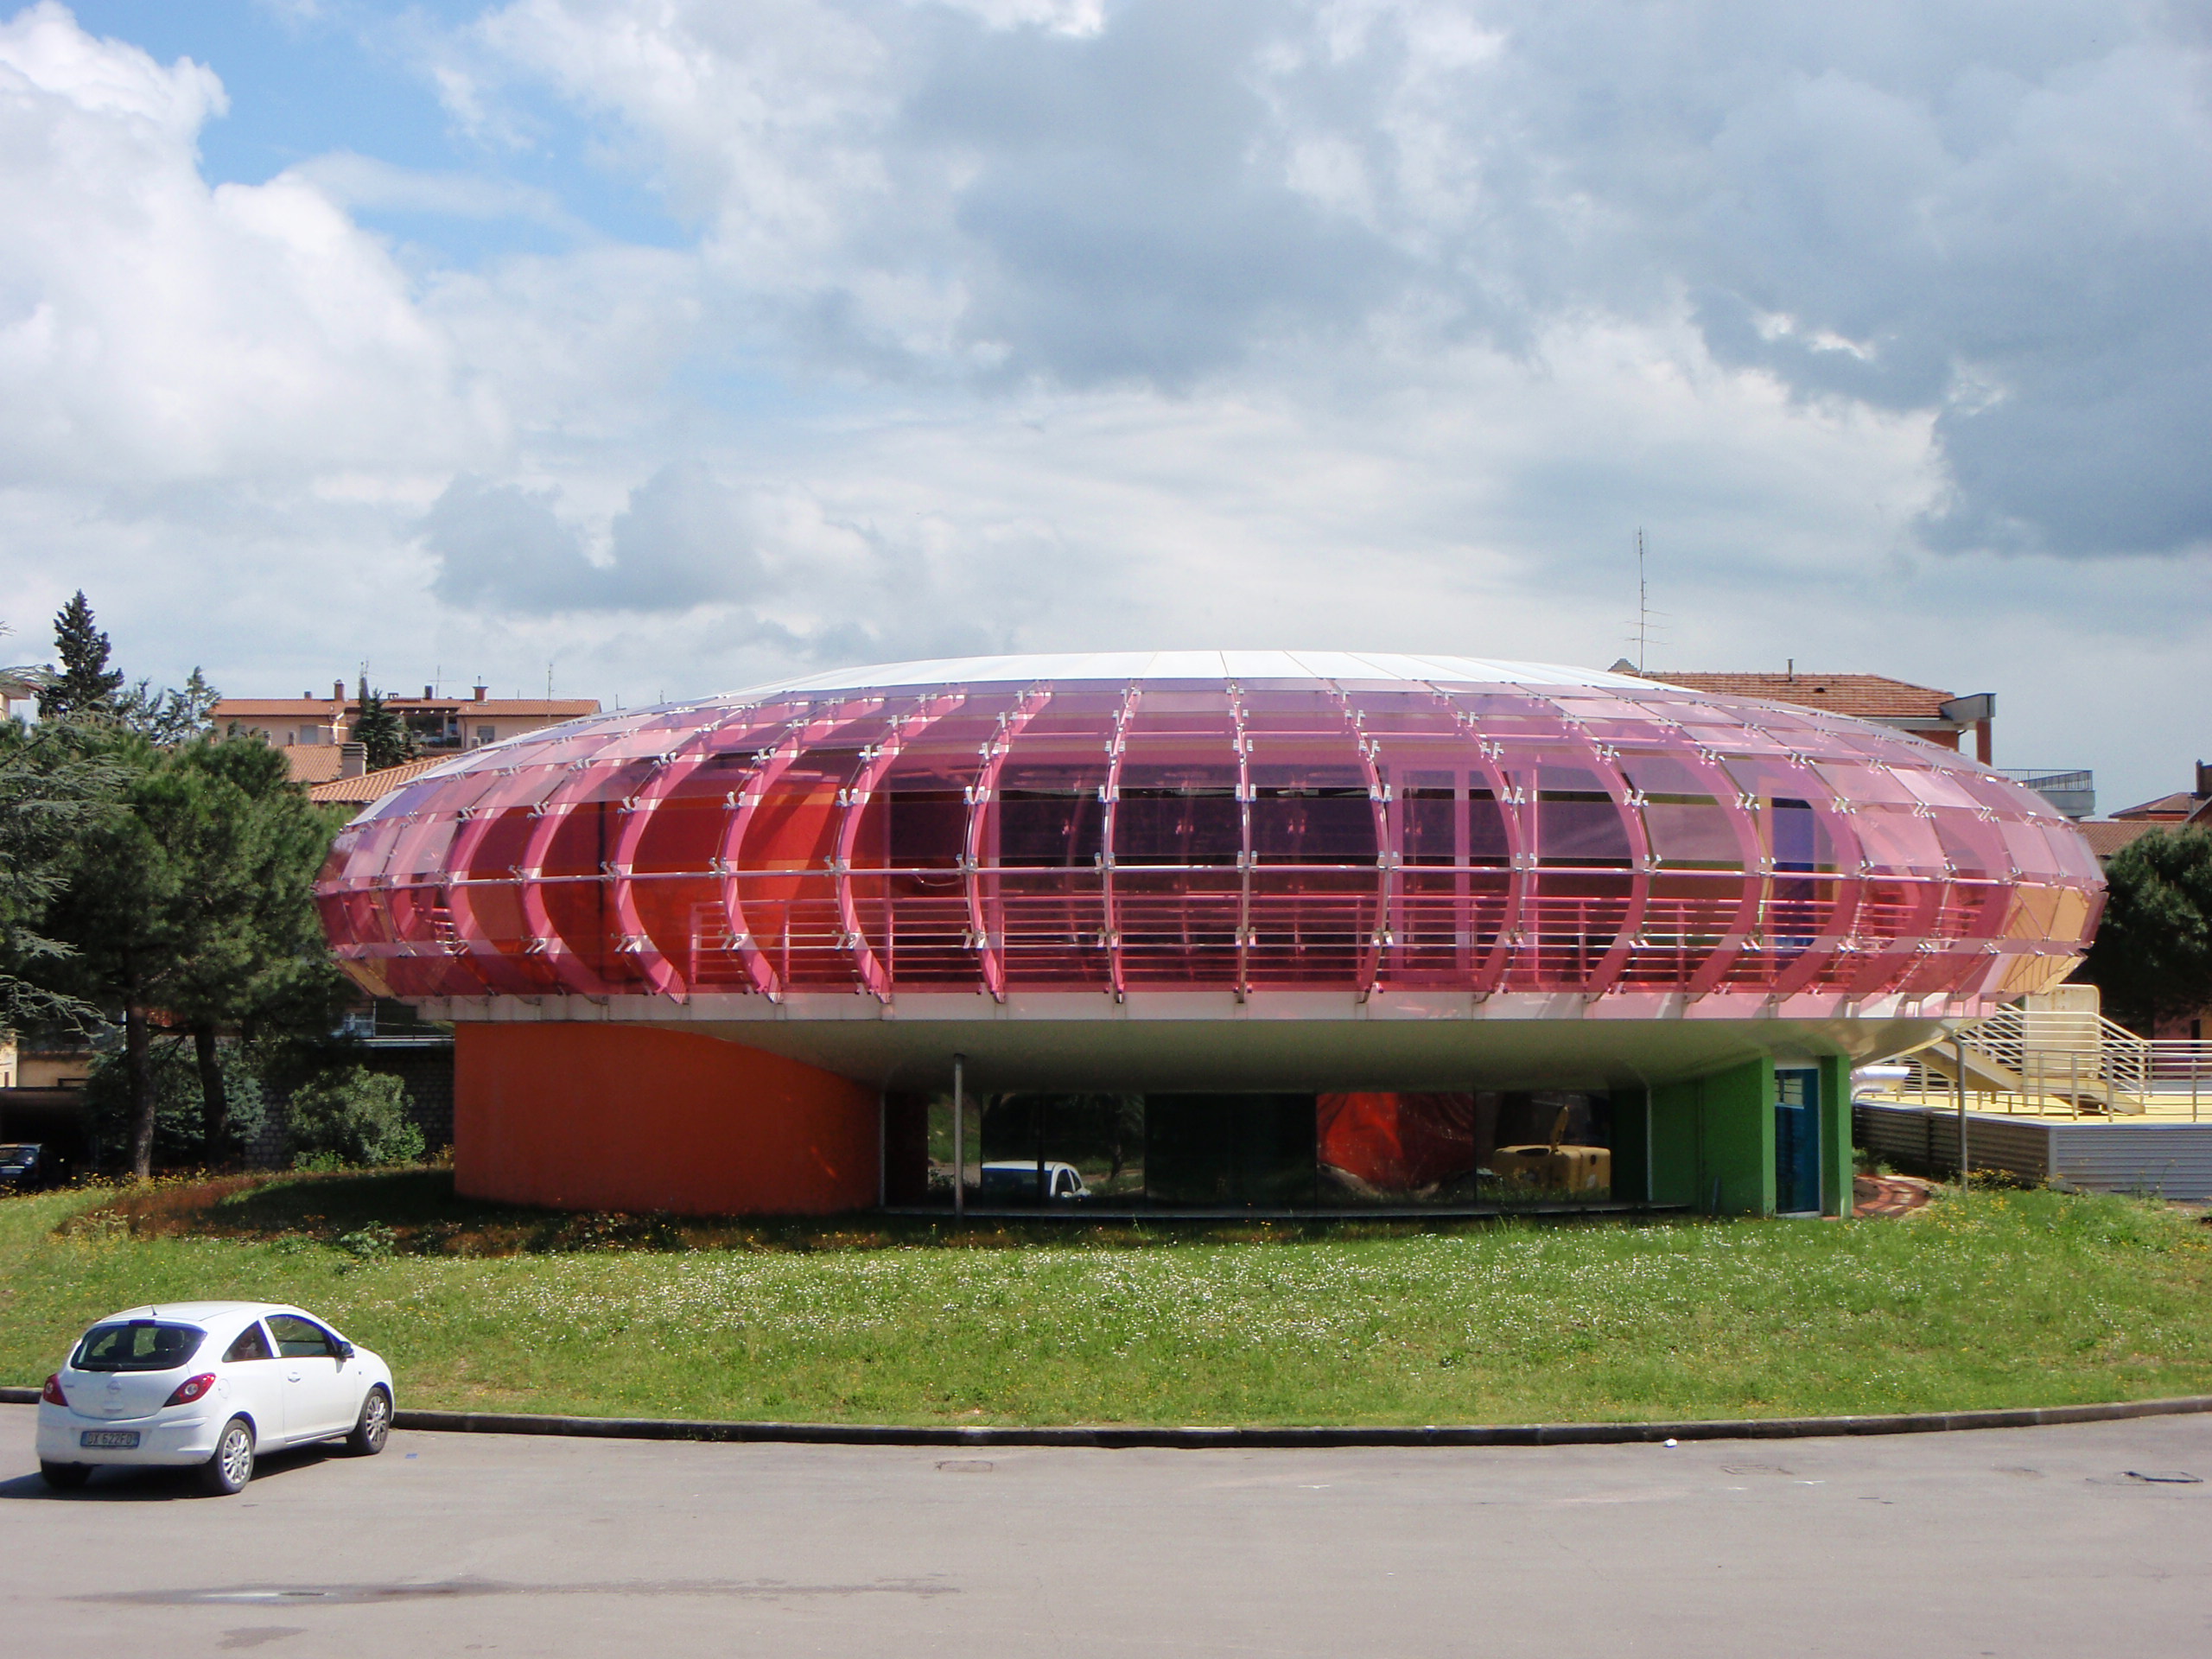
<box><xmin>381</xmin><ymin>1395</ymin><xmax>2212</xmax><ymax>1447</ymax></box>
<box><xmin>10</xmin><ymin>1387</ymin><xmax>2208</xmax><ymax>1446</ymax></box>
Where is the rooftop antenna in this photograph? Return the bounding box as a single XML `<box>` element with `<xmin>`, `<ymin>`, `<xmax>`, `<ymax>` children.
<box><xmin>546</xmin><ymin>660</ymin><xmax>554</xmax><ymax>699</ymax></box>
<box><xmin>1635</xmin><ymin>528</ymin><xmax>1650</xmax><ymax>673</ymax></box>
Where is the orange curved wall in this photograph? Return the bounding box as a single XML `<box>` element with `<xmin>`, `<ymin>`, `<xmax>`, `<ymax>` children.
<box><xmin>454</xmin><ymin>1023</ymin><xmax>880</xmax><ymax>1215</ymax></box>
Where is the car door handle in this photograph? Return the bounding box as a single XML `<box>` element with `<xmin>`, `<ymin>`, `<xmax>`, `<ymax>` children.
<box><xmin>286</xmin><ymin>1370</ymin><xmax>302</xmax><ymax>1382</ymax></box>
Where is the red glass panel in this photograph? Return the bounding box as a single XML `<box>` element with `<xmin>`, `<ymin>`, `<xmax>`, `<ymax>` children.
<box><xmin>994</xmin><ymin>870</ymin><xmax>1110</xmax><ymax>988</ymax></box>
<box><xmin>1116</xmin><ymin>870</ymin><xmax>1239</xmax><ymax>985</ymax></box>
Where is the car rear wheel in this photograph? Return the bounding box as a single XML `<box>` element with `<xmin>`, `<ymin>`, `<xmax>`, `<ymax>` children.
<box><xmin>39</xmin><ymin>1460</ymin><xmax>91</xmax><ymax>1491</ymax></box>
<box><xmin>346</xmin><ymin>1386</ymin><xmax>391</xmax><ymax>1456</ymax></box>
<box><xmin>200</xmin><ymin>1416</ymin><xmax>255</xmax><ymax>1496</ymax></box>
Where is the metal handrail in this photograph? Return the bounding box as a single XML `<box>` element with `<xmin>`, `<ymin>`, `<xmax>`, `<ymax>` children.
<box><xmin>1891</xmin><ymin>1007</ymin><xmax>2212</xmax><ymax>1121</ymax></box>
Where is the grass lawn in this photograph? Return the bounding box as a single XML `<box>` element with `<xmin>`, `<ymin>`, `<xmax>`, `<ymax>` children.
<box><xmin>3</xmin><ymin>1171</ymin><xmax>2209</xmax><ymax>1427</ymax></box>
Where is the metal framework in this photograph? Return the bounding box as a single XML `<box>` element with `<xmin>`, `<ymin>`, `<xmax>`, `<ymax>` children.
<box><xmin>319</xmin><ymin>661</ymin><xmax>2102</xmax><ymax>1014</ymax></box>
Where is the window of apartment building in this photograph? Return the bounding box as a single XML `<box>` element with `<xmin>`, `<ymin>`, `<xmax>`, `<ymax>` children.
<box><xmin>476</xmin><ymin>725</ymin><xmax>496</xmax><ymax>746</ymax></box>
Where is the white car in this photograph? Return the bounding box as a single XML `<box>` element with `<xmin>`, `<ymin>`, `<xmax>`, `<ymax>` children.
<box><xmin>36</xmin><ymin>1301</ymin><xmax>395</xmax><ymax>1496</ymax></box>
<box><xmin>976</xmin><ymin>1160</ymin><xmax>1090</xmax><ymax>1200</ymax></box>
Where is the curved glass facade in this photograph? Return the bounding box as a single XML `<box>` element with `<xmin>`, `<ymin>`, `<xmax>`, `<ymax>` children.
<box><xmin>316</xmin><ymin>664</ymin><xmax>2101</xmax><ymax>1014</ymax></box>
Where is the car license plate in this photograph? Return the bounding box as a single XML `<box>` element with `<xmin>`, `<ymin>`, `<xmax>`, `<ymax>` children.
<box><xmin>80</xmin><ymin>1430</ymin><xmax>140</xmax><ymax>1449</ymax></box>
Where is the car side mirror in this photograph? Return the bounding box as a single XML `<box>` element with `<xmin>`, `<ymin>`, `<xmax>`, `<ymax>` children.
<box><xmin>337</xmin><ymin>1341</ymin><xmax>355</xmax><ymax>1362</ymax></box>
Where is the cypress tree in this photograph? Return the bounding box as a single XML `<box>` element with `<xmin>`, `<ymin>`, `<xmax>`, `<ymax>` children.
<box><xmin>120</xmin><ymin>667</ymin><xmax>221</xmax><ymax>747</ymax></box>
<box><xmin>351</xmin><ymin>679</ymin><xmax>419</xmax><ymax>772</ymax></box>
<box><xmin>38</xmin><ymin>591</ymin><xmax>125</xmax><ymax>719</ymax></box>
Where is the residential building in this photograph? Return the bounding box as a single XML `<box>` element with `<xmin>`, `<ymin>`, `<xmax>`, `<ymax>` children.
<box><xmin>2079</xmin><ymin>762</ymin><xmax>2212</xmax><ymax>861</ymax></box>
<box><xmin>213</xmin><ymin>683</ymin><xmax>601</xmax><ymax>784</ymax></box>
<box><xmin>1</xmin><ymin>665</ymin><xmax>46</xmax><ymax>720</ymax></box>
<box><xmin>2</xmin><ymin>1040</ymin><xmax>94</xmax><ymax>1090</ymax></box>
<box><xmin>1618</xmin><ymin>665</ymin><xmax>2101</xmax><ymax>817</ymax></box>
<box><xmin>1616</xmin><ymin>664</ymin><xmax>1998</xmax><ymax>759</ymax></box>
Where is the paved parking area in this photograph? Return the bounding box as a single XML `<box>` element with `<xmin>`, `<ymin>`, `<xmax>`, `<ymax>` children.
<box><xmin>2</xmin><ymin>1403</ymin><xmax>2207</xmax><ymax>1656</ymax></box>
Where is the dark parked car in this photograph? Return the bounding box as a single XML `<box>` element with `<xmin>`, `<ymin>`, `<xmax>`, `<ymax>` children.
<box><xmin>0</xmin><ymin>1144</ymin><xmax>48</xmax><ymax>1191</ymax></box>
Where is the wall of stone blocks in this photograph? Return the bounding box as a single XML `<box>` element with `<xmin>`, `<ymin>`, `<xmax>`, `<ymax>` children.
<box><xmin>244</xmin><ymin>1042</ymin><xmax>456</xmax><ymax>1169</ymax></box>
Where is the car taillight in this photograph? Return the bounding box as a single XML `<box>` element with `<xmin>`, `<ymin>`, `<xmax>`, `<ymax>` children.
<box><xmin>164</xmin><ymin>1373</ymin><xmax>216</xmax><ymax>1408</ymax></box>
<box><xmin>41</xmin><ymin>1374</ymin><xmax>66</xmax><ymax>1407</ymax></box>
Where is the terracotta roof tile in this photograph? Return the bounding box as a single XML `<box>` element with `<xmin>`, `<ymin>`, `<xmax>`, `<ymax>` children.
<box><xmin>2109</xmin><ymin>791</ymin><xmax>2202</xmax><ymax>820</ymax></box>
<box><xmin>217</xmin><ymin>700</ymin><xmax>345</xmax><ymax>717</ymax></box>
<box><xmin>1632</xmin><ymin>671</ymin><xmax>1959</xmax><ymax>721</ymax></box>
<box><xmin>283</xmin><ymin>747</ymin><xmax>347</xmax><ymax>785</ymax></box>
<box><xmin>308</xmin><ymin>756</ymin><xmax>448</xmax><ymax>804</ymax></box>
<box><xmin>2079</xmin><ymin>820</ymin><xmax>2169</xmax><ymax>859</ymax></box>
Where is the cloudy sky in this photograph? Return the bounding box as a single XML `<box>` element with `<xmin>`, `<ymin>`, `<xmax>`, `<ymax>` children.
<box><xmin>3</xmin><ymin>0</ymin><xmax>2208</xmax><ymax>809</ymax></box>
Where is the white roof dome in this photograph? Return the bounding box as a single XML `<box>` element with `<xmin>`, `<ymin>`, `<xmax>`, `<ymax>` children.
<box><xmin>727</xmin><ymin>650</ymin><xmax>1649</xmax><ymax>699</ymax></box>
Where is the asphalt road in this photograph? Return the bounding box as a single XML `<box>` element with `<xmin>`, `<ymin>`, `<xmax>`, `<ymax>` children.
<box><xmin>2</xmin><ymin>1403</ymin><xmax>2208</xmax><ymax>1656</ymax></box>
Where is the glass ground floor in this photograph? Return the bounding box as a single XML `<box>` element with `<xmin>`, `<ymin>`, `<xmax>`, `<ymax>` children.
<box><xmin>887</xmin><ymin>1088</ymin><xmax>1621</xmax><ymax>1210</ymax></box>
<box><xmin>882</xmin><ymin>1052</ymin><xmax>1854</xmax><ymax>1217</ymax></box>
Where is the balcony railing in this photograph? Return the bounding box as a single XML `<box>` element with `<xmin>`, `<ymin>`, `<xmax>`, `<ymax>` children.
<box><xmin>1997</xmin><ymin>767</ymin><xmax>2094</xmax><ymax>820</ymax></box>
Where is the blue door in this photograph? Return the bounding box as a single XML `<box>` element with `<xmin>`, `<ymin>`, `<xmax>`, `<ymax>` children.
<box><xmin>1774</xmin><ymin>1068</ymin><xmax>1821</xmax><ymax>1215</ymax></box>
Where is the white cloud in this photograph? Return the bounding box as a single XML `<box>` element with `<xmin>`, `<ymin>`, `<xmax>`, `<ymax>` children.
<box><xmin>0</xmin><ymin>0</ymin><xmax>2207</xmax><ymax>816</ymax></box>
<box><xmin>437</xmin><ymin>0</ymin><xmax>2212</xmax><ymax>556</ymax></box>
<box><xmin>0</xmin><ymin>3</ymin><xmax>500</xmax><ymax>486</ymax></box>
<box><xmin>287</xmin><ymin>151</ymin><xmax>589</xmax><ymax>232</ymax></box>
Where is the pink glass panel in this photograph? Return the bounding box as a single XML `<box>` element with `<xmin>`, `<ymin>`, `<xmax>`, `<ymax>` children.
<box><xmin>315</xmin><ymin>675</ymin><xmax>2101</xmax><ymax>1009</ymax></box>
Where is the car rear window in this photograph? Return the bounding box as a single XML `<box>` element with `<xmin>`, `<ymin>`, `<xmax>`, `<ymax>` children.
<box><xmin>72</xmin><ymin>1321</ymin><xmax>208</xmax><ymax>1373</ymax></box>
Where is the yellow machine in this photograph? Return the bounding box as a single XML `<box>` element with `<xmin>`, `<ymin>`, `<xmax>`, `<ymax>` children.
<box><xmin>1489</xmin><ymin>1105</ymin><xmax>1611</xmax><ymax>1194</ymax></box>
<box><xmin>1488</xmin><ymin>1143</ymin><xmax>1611</xmax><ymax>1193</ymax></box>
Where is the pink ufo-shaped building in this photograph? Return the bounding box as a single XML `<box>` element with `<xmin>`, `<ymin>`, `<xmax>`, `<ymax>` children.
<box><xmin>316</xmin><ymin>652</ymin><xmax>2101</xmax><ymax>1217</ymax></box>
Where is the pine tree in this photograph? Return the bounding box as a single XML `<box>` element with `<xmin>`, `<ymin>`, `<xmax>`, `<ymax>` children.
<box><xmin>42</xmin><ymin>728</ymin><xmax>349</xmax><ymax>1177</ymax></box>
<box><xmin>38</xmin><ymin>591</ymin><xmax>125</xmax><ymax>719</ymax></box>
<box><xmin>2079</xmin><ymin>827</ymin><xmax>2212</xmax><ymax>1035</ymax></box>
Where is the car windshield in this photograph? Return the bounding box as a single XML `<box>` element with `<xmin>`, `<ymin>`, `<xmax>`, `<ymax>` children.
<box><xmin>71</xmin><ymin>1322</ymin><xmax>208</xmax><ymax>1372</ymax></box>
<box><xmin>0</xmin><ymin>1146</ymin><xmax>29</xmax><ymax>1162</ymax></box>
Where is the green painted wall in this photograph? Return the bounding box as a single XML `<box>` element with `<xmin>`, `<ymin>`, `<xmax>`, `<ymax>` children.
<box><xmin>1819</xmin><ymin>1052</ymin><xmax>1853</xmax><ymax>1218</ymax></box>
<box><xmin>1611</xmin><ymin>1087</ymin><xmax>1650</xmax><ymax>1203</ymax></box>
<box><xmin>1647</xmin><ymin>1055</ymin><xmax>1776</xmax><ymax>1216</ymax></box>
<box><xmin>1648</xmin><ymin>1078</ymin><xmax>1700</xmax><ymax>1208</ymax></box>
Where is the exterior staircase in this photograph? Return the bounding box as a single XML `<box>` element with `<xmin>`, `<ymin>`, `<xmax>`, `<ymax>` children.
<box><xmin>1898</xmin><ymin>988</ymin><xmax>2153</xmax><ymax>1115</ymax></box>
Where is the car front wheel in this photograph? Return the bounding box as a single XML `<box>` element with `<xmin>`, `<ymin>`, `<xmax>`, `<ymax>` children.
<box><xmin>40</xmin><ymin>1460</ymin><xmax>91</xmax><ymax>1491</ymax></box>
<box><xmin>346</xmin><ymin>1386</ymin><xmax>391</xmax><ymax>1457</ymax></box>
<box><xmin>200</xmin><ymin>1416</ymin><xmax>256</xmax><ymax>1496</ymax></box>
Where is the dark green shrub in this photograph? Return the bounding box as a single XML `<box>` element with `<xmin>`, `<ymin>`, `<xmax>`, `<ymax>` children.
<box><xmin>287</xmin><ymin>1066</ymin><xmax>425</xmax><ymax>1169</ymax></box>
